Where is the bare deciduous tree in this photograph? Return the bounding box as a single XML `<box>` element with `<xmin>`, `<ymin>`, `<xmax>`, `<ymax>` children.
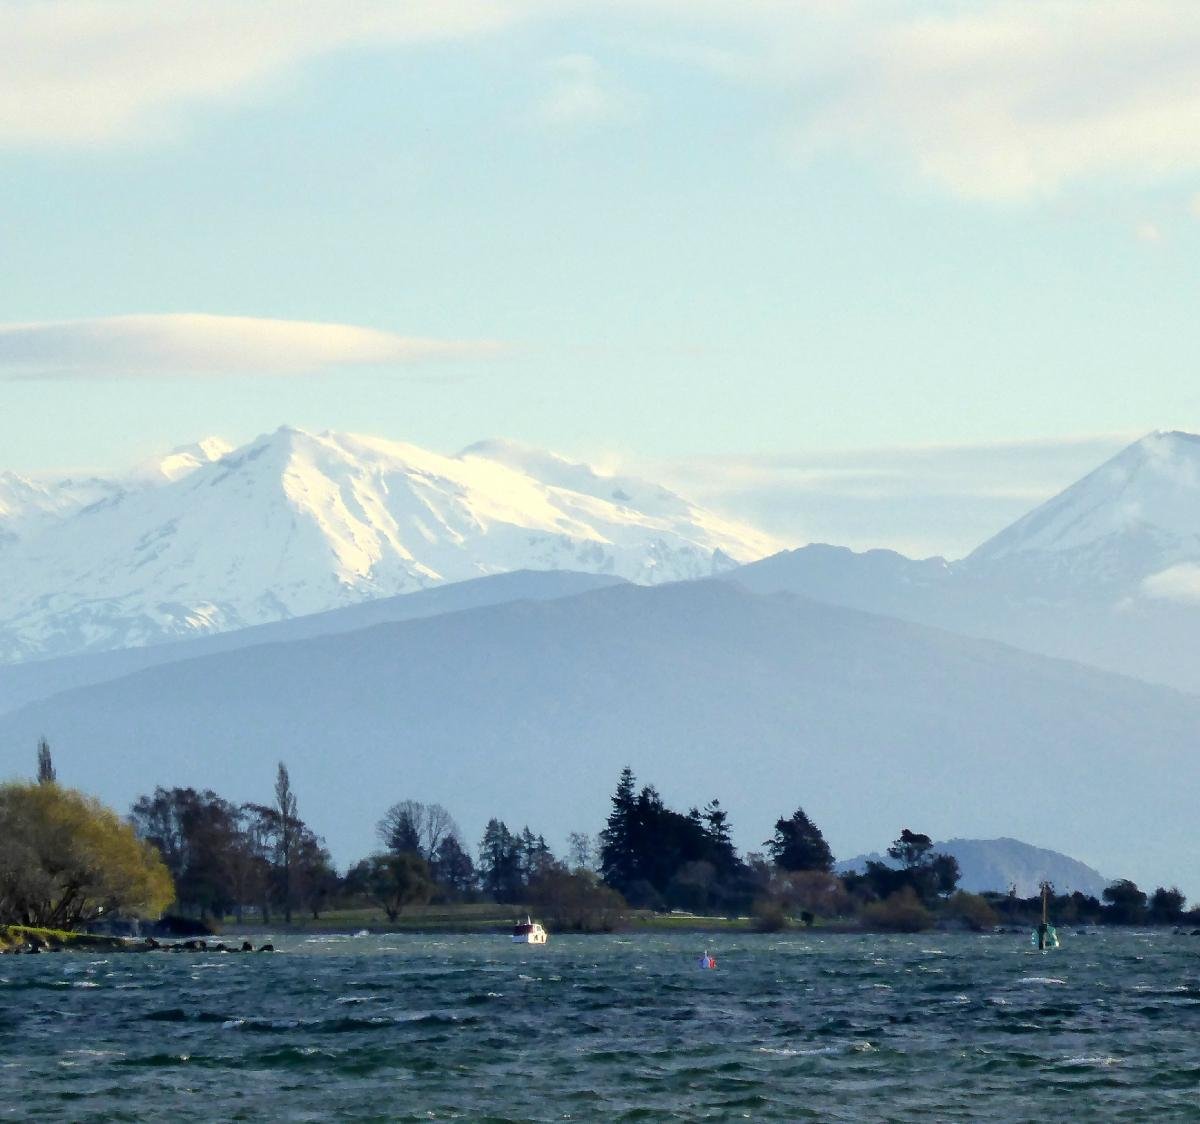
<box><xmin>377</xmin><ymin>800</ymin><xmax>460</xmax><ymax>862</ymax></box>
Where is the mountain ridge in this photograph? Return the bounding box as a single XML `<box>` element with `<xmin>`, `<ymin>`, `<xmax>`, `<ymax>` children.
<box><xmin>2</xmin><ymin>578</ymin><xmax>1196</xmax><ymax>894</ymax></box>
<box><xmin>836</xmin><ymin>836</ymin><xmax>1111</xmax><ymax>898</ymax></box>
<box><xmin>0</xmin><ymin>427</ymin><xmax>778</xmax><ymax>662</ymax></box>
<box><xmin>731</xmin><ymin>430</ymin><xmax>1200</xmax><ymax>693</ymax></box>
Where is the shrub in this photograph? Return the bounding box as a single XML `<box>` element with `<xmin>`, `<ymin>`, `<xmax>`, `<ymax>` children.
<box><xmin>947</xmin><ymin>891</ymin><xmax>999</xmax><ymax>932</ymax></box>
<box><xmin>861</xmin><ymin>887</ymin><xmax>934</xmax><ymax>932</ymax></box>
<box><xmin>751</xmin><ymin>898</ymin><xmax>789</xmax><ymax>932</ymax></box>
<box><xmin>527</xmin><ymin>868</ymin><xmax>626</xmax><ymax>932</ymax></box>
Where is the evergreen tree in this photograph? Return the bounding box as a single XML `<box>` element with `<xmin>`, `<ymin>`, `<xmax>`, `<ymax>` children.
<box><xmin>35</xmin><ymin>738</ymin><xmax>55</xmax><ymax>785</ymax></box>
<box><xmin>477</xmin><ymin>819</ymin><xmax>523</xmax><ymax>902</ymax></box>
<box><xmin>856</xmin><ymin>828</ymin><xmax>959</xmax><ymax>906</ymax></box>
<box><xmin>703</xmin><ymin>798</ymin><xmax>737</xmax><ymax>875</ymax></box>
<box><xmin>377</xmin><ymin>801</ymin><xmax>423</xmax><ymax>856</ymax></box>
<box><xmin>274</xmin><ymin>763</ymin><xmax>298</xmax><ymax>923</ymax></box>
<box><xmin>599</xmin><ymin>767</ymin><xmax>639</xmax><ymax>890</ymax></box>
<box><xmin>433</xmin><ymin>834</ymin><xmax>476</xmax><ymax>896</ymax></box>
<box><xmin>888</xmin><ymin>829</ymin><xmax>933</xmax><ymax>869</ymax></box>
<box><xmin>1149</xmin><ymin>886</ymin><xmax>1186</xmax><ymax>923</ymax></box>
<box><xmin>1102</xmin><ymin>879</ymin><xmax>1148</xmax><ymax>924</ymax></box>
<box><xmin>765</xmin><ymin>807</ymin><xmax>834</xmax><ymax>872</ymax></box>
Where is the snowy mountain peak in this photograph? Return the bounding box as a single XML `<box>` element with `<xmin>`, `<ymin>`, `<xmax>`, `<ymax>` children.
<box><xmin>133</xmin><ymin>435</ymin><xmax>234</xmax><ymax>482</ymax></box>
<box><xmin>969</xmin><ymin>430</ymin><xmax>1200</xmax><ymax>564</ymax></box>
<box><xmin>0</xmin><ymin>428</ymin><xmax>781</xmax><ymax>662</ymax></box>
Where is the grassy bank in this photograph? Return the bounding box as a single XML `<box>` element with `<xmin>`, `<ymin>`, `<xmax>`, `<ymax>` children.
<box><xmin>219</xmin><ymin>905</ymin><xmax>822</xmax><ymax>935</ymax></box>
<box><xmin>0</xmin><ymin>925</ymin><xmax>136</xmax><ymax>953</ymax></box>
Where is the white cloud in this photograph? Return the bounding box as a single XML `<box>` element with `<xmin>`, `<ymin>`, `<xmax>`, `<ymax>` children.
<box><xmin>0</xmin><ymin>0</ymin><xmax>547</xmax><ymax>147</ymax></box>
<box><xmin>9</xmin><ymin>1</ymin><xmax>1200</xmax><ymax>202</ymax></box>
<box><xmin>534</xmin><ymin>54</ymin><xmax>632</xmax><ymax>128</ymax></box>
<box><xmin>626</xmin><ymin>1</ymin><xmax>1200</xmax><ymax>203</ymax></box>
<box><xmin>1143</xmin><ymin>563</ymin><xmax>1200</xmax><ymax>604</ymax></box>
<box><xmin>1136</xmin><ymin>220</ymin><xmax>1163</xmax><ymax>243</ymax></box>
<box><xmin>0</xmin><ymin>314</ymin><xmax>499</xmax><ymax>377</ymax></box>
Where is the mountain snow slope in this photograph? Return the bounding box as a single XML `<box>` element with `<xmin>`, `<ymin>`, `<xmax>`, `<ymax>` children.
<box><xmin>0</xmin><ymin>569</ymin><xmax>624</xmax><ymax>717</ymax></box>
<box><xmin>2</xmin><ymin>580</ymin><xmax>1197</xmax><ymax>895</ymax></box>
<box><xmin>0</xmin><ymin>438</ymin><xmax>233</xmax><ymax>546</ymax></box>
<box><xmin>732</xmin><ymin>431</ymin><xmax>1200</xmax><ymax>694</ymax></box>
<box><xmin>837</xmin><ymin>837</ymin><xmax>1110</xmax><ymax>898</ymax></box>
<box><xmin>0</xmin><ymin>428</ymin><xmax>777</xmax><ymax>662</ymax></box>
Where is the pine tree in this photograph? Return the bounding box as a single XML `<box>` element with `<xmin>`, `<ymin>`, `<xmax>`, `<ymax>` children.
<box><xmin>599</xmin><ymin>767</ymin><xmax>638</xmax><ymax>891</ymax></box>
<box><xmin>887</xmin><ymin>829</ymin><xmax>933</xmax><ymax>869</ymax></box>
<box><xmin>765</xmin><ymin>806</ymin><xmax>834</xmax><ymax>872</ymax></box>
<box><xmin>703</xmin><ymin>798</ymin><xmax>737</xmax><ymax>874</ymax></box>
<box><xmin>478</xmin><ymin>819</ymin><xmax>522</xmax><ymax>902</ymax></box>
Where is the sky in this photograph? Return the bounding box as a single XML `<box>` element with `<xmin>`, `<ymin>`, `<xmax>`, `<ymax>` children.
<box><xmin>2</xmin><ymin>0</ymin><xmax>1199</xmax><ymax>557</ymax></box>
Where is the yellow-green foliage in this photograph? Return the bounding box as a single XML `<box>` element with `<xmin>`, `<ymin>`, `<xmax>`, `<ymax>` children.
<box><xmin>0</xmin><ymin>781</ymin><xmax>174</xmax><ymax>929</ymax></box>
<box><xmin>0</xmin><ymin>924</ymin><xmax>133</xmax><ymax>952</ymax></box>
<box><xmin>861</xmin><ymin>886</ymin><xmax>935</xmax><ymax>932</ymax></box>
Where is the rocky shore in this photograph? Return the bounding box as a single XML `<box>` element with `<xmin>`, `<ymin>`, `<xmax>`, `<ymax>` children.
<box><xmin>0</xmin><ymin>925</ymin><xmax>274</xmax><ymax>954</ymax></box>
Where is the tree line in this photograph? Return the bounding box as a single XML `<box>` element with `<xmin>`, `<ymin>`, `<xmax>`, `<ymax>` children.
<box><xmin>2</xmin><ymin>746</ymin><xmax>1192</xmax><ymax>934</ymax></box>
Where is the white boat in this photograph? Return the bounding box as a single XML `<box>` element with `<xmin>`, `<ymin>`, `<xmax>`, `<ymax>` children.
<box><xmin>512</xmin><ymin>917</ymin><xmax>548</xmax><ymax>945</ymax></box>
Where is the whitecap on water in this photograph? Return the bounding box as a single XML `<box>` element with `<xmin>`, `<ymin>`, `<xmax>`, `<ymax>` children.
<box><xmin>1060</xmin><ymin>1055</ymin><xmax>1121</xmax><ymax>1067</ymax></box>
<box><xmin>1017</xmin><ymin>977</ymin><xmax>1066</xmax><ymax>986</ymax></box>
<box><xmin>757</xmin><ymin>1041</ymin><xmax>876</xmax><ymax>1058</ymax></box>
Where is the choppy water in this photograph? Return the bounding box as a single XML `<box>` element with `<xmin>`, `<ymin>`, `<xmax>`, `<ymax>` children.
<box><xmin>2</xmin><ymin>929</ymin><xmax>1199</xmax><ymax>1121</ymax></box>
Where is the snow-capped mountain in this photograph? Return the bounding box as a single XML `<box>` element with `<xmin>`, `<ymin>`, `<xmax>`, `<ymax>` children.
<box><xmin>0</xmin><ymin>471</ymin><xmax>120</xmax><ymax>544</ymax></box>
<box><xmin>968</xmin><ymin>430</ymin><xmax>1200</xmax><ymax>598</ymax></box>
<box><xmin>0</xmin><ymin>427</ymin><xmax>779</xmax><ymax>662</ymax></box>
<box><xmin>0</xmin><ymin>437</ymin><xmax>234</xmax><ymax>548</ymax></box>
<box><xmin>732</xmin><ymin>430</ymin><xmax>1200</xmax><ymax>693</ymax></box>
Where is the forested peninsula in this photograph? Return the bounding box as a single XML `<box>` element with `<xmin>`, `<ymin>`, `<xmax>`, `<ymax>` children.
<box><xmin>2</xmin><ymin>747</ymin><xmax>1194</xmax><ymax>949</ymax></box>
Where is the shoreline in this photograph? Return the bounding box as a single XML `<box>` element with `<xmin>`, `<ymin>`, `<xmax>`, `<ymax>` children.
<box><xmin>0</xmin><ymin>925</ymin><xmax>273</xmax><ymax>955</ymax></box>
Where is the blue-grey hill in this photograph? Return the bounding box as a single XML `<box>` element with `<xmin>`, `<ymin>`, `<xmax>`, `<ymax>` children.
<box><xmin>0</xmin><ymin>579</ymin><xmax>1195</xmax><ymax>894</ymax></box>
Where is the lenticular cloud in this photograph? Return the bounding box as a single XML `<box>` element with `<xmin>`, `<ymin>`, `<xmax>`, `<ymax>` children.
<box><xmin>0</xmin><ymin>313</ymin><xmax>498</xmax><ymax>378</ymax></box>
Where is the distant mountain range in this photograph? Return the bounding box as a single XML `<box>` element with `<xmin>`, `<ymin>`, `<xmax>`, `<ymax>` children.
<box><xmin>1</xmin><ymin>578</ymin><xmax>1196</xmax><ymax>895</ymax></box>
<box><xmin>0</xmin><ymin>428</ymin><xmax>775</xmax><ymax>661</ymax></box>
<box><xmin>4</xmin><ymin>428</ymin><xmax>1200</xmax><ymax>896</ymax></box>
<box><xmin>0</xmin><ymin>569</ymin><xmax>625</xmax><ymax>717</ymax></box>
<box><xmin>7</xmin><ymin>427</ymin><xmax>1200</xmax><ymax>690</ymax></box>
<box><xmin>837</xmin><ymin>837</ymin><xmax>1110</xmax><ymax>898</ymax></box>
<box><xmin>733</xmin><ymin>430</ymin><xmax>1200</xmax><ymax>693</ymax></box>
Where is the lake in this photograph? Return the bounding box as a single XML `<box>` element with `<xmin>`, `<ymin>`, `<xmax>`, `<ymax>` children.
<box><xmin>2</xmin><ymin>929</ymin><xmax>1197</xmax><ymax>1120</ymax></box>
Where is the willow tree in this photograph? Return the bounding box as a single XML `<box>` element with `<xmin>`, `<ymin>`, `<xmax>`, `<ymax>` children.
<box><xmin>0</xmin><ymin>782</ymin><xmax>174</xmax><ymax>929</ymax></box>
